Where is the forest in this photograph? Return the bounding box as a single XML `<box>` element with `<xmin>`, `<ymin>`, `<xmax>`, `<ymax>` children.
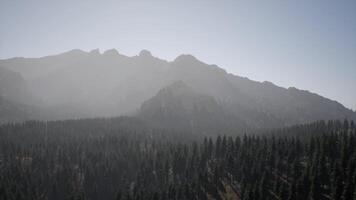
<box><xmin>0</xmin><ymin>118</ymin><xmax>355</xmax><ymax>200</ymax></box>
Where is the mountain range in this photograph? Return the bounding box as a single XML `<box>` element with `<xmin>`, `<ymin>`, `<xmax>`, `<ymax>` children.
<box><xmin>0</xmin><ymin>49</ymin><xmax>355</xmax><ymax>132</ymax></box>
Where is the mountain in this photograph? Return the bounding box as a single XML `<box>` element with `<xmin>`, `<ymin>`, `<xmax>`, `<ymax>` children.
<box><xmin>139</xmin><ymin>81</ymin><xmax>246</xmax><ymax>134</ymax></box>
<box><xmin>0</xmin><ymin>96</ymin><xmax>47</xmax><ymax>124</ymax></box>
<box><xmin>0</xmin><ymin>67</ymin><xmax>37</xmax><ymax>105</ymax></box>
<box><xmin>0</xmin><ymin>49</ymin><xmax>355</xmax><ymax>128</ymax></box>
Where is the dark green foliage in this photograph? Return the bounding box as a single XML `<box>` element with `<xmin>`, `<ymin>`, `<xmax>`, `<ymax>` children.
<box><xmin>0</xmin><ymin>119</ymin><xmax>355</xmax><ymax>199</ymax></box>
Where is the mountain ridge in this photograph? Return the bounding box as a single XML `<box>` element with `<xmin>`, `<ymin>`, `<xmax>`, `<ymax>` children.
<box><xmin>0</xmin><ymin>48</ymin><xmax>355</xmax><ymax>129</ymax></box>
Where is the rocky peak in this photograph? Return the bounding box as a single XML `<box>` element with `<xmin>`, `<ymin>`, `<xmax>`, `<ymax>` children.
<box><xmin>89</xmin><ymin>49</ymin><xmax>101</xmax><ymax>55</ymax></box>
<box><xmin>103</xmin><ymin>49</ymin><xmax>119</xmax><ymax>56</ymax></box>
<box><xmin>139</xmin><ymin>49</ymin><xmax>152</xmax><ymax>57</ymax></box>
<box><xmin>174</xmin><ymin>54</ymin><xmax>198</xmax><ymax>63</ymax></box>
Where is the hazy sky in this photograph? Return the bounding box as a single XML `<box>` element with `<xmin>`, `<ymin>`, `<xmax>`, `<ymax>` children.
<box><xmin>1</xmin><ymin>0</ymin><xmax>355</xmax><ymax>110</ymax></box>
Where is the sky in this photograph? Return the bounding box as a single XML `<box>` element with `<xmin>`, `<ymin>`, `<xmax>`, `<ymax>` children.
<box><xmin>1</xmin><ymin>0</ymin><xmax>355</xmax><ymax>110</ymax></box>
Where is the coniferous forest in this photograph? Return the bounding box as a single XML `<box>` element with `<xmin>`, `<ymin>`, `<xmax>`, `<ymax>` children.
<box><xmin>0</xmin><ymin>118</ymin><xmax>355</xmax><ymax>200</ymax></box>
<box><xmin>2</xmin><ymin>1</ymin><xmax>356</xmax><ymax>200</ymax></box>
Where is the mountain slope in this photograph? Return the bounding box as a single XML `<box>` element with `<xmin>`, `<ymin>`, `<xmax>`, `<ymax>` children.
<box><xmin>0</xmin><ymin>67</ymin><xmax>38</xmax><ymax>105</ymax></box>
<box><xmin>0</xmin><ymin>49</ymin><xmax>355</xmax><ymax>128</ymax></box>
<box><xmin>139</xmin><ymin>81</ymin><xmax>246</xmax><ymax>134</ymax></box>
<box><xmin>0</xmin><ymin>96</ymin><xmax>47</xmax><ymax>124</ymax></box>
<box><xmin>226</xmin><ymin>75</ymin><xmax>356</xmax><ymax>126</ymax></box>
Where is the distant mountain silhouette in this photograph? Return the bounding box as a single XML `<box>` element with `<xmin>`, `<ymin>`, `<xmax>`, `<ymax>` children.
<box><xmin>0</xmin><ymin>49</ymin><xmax>355</xmax><ymax>128</ymax></box>
<box><xmin>139</xmin><ymin>81</ymin><xmax>245</xmax><ymax>134</ymax></box>
<box><xmin>0</xmin><ymin>96</ymin><xmax>50</xmax><ymax>124</ymax></box>
<box><xmin>0</xmin><ymin>67</ymin><xmax>37</xmax><ymax>105</ymax></box>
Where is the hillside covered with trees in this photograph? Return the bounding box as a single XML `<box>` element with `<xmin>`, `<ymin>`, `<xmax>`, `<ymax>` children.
<box><xmin>0</xmin><ymin>118</ymin><xmax>355</xmax><ymax>200</ymax></box>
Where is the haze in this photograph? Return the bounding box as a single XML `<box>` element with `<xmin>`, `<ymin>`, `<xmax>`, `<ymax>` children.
<box><xmin>0</xmin><ymin>0</ymin><xmax>355</xmax><ymax>110</ymax></box>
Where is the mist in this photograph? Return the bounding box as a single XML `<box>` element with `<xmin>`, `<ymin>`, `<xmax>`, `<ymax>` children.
<box><xmin>1</xmin><ymin>1</ymin><xmax>356</xmax><ymax>199</ymax></box>
<box><xmin>1</xmin><ymin>0</ymin><xmax>355</xmax><ymax>110</ymax></box>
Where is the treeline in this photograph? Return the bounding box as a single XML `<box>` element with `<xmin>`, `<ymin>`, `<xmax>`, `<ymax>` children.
<box><xmin>0</xmin><ymin>118</ymin><xmax>355</xmax><ymax>200</ymax></box>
